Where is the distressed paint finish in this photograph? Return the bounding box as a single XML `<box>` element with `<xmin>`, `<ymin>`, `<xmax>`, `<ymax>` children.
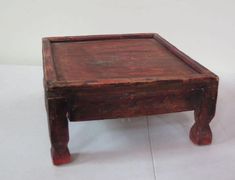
<box><xmin>42</xmin><ymin>33</ymin><xmax>218</xmax><ymax>165</ymax></box>
<box><xmin>44</xmin><ymin>92</ymin><xmax>71</xmax><ymax>165</ymax></box>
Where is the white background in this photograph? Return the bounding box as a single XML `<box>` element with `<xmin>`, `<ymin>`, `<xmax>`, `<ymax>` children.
<box><xmin>0</xmin><ymin>0</ymin><xmax>235</xmax><ymax>180</ymax></box>
<box><xmin>0</xmin><ymin>0</ymin><xmax>234</xmax><ymax>71</ymax></box>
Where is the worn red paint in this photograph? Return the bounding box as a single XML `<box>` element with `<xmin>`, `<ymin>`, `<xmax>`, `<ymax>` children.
<box><xmin>42</xmin><ymin>33</ymin><xmax>218</xmax><ymax>165</ymax></box>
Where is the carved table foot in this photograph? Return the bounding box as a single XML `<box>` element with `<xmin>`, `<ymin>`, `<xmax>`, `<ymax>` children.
<box><xmin>190</xmin><ymin>123</ymin><xmax>212</xmax><ymax>145</ymax></box>
<box><xmin>189</xmin><ymin>85</ymin><xmax>217</xmax><ymax>145</ymax></box>
<box><xmin>51</xmin><ymin>146</ymin><xmax>71</xmax><ymax>165</ymax></box>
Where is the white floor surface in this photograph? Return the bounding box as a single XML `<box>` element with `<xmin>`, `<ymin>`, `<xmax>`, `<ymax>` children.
<box><xmin>0</xmin><ymin>65</ymin><xmax>234</xmax><ymax>180</ymax></box>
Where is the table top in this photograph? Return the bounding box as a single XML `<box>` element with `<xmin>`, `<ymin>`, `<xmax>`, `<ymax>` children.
<box><xmin>42</xmin><ymin>33</ymin><xmax>217</xmax><ymax>88</ymax></box>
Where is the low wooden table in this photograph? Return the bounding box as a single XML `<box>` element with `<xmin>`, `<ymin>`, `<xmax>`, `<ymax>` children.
<box><xmin>42</xmin><ymin>33</ymin><xmax>218</xmax><ymax>165</ymax></box>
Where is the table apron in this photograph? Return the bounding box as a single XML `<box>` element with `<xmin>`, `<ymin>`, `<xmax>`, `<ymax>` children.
<box><xmin>68</xmin><ymin>89</ymin><xmax>202</xmax><ymax>121</ymax></box>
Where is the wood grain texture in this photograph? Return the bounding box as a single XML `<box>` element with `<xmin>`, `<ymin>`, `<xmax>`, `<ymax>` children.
<box><xmin>45</xmin><ymin>94</ymin><xmax>71</xmax><ymax>165</ymax></box>
<box><xmin>42</xmin><ymin>33</ymin><xmax>219</xmax><ymax>165</ymax></box>
<box><xmin>52</xmin><ymin>38</ymin><xmax>197</xmax><ymax>81</ymax></box>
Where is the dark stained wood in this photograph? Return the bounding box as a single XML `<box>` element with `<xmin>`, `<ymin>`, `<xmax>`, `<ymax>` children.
<box><xmin>52</xmin><ymin>38</ymin><xmax>197</xmax><ymax>81</ymax></box>
<box><xmin>42</xmin><ymin>33</ymin><xmax>218</xmax><ymax>165</ymax></box>
<box><xmin>44</xmin><ymin>95</ymin><xmax>71</xmax><ymax>165</ymax></box>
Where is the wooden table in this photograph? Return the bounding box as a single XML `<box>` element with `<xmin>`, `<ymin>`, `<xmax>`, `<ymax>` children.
<box><xmin>42</xmin><ymin>33</ymin><xmax>218</xmax><ymax>165</ymax></box>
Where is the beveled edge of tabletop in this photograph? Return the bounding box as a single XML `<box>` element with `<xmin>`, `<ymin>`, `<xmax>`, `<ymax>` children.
<box><xmin>42</xmin><ymin>33</ymin><xmax>218</xmax><ymax>90</ymax></box>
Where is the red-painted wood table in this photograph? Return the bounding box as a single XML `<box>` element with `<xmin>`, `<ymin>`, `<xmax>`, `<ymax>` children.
<box><xmin>42</xmin><ymin>33</ymin><xmax>218</xmax><ymax>165</ymax></box>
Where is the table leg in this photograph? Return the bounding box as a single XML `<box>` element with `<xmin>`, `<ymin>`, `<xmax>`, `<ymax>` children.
<box><xmin>45</xmin><ymin>97</ymin><xmax>71</xmax><ymax>165</ymax></box>
<box><xmin>190</xmin><ymin>86</ymin><xmax>217</xmax><ymax>145</ymax></box>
